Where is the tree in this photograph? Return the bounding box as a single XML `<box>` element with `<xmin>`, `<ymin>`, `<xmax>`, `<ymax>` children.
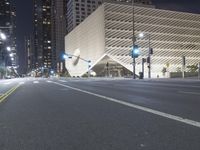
<box><xmin>176</xmin><ymin>67</ymin><xmax>182</xmax><ymax>72</ymax></box>
<box><xmin>186</xmin><ymin>64</ymin><xmax>198</xmax><ymax>73</ymax></box>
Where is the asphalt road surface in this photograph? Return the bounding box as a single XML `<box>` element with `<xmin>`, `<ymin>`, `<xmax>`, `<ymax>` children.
<box><xmin>0</xmin><ymin>77</ymin><xmax>200</xmax><ymax>150</ymax></box>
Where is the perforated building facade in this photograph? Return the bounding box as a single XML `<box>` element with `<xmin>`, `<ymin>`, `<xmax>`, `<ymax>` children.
<box><xmin>65</xmin><ymin>2</ymin><xmax>200</xmax><ymax>77</ymax></box>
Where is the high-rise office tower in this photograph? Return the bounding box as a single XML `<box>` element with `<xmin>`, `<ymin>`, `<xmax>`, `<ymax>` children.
<box><xmin>114</xmin><ymin>0</ymin><xmax>151</xmax><ymax>5</ymax></box>
<box><xmin>10</xmin><ymin>4</ymin><xmax>17</xmax><ymax>66</ymax></box>
<box><xmin>51</xmin><ymin>0</ymin><xmax>67</xmax><ymax>73</ymax></box>
<box><xmin>66</xmin><ymin>0</ymin><xmax>102</xmax><ymax>33</ymax></box>
<box><xmin>0</xmin><ymin>0</ymin><xmax>17</xmax><ymax>68</ymax></box>
<box><xmin>25</xmin><ymin>36</ymin><xmax>34</xmax><ymax>73</ymax></box>
<box><xmin>66</xmin><ymin>0</ymin><xmax>152</xmax><ymax>33</ymax></box>
<box><xmin>33</xmin><ymin>0</ymin><xmax>67</xmax><ymax>72</ymax></box>
<box><xmin>33</xmin><ymin>0</ymin><xmax>52</xmax><ymax>69</ymax></box>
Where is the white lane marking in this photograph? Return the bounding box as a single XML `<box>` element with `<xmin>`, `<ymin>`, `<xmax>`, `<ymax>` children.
<box><xmin>4</xmin><ymin>82</ymin><xmax>11</xmax><ymax>85</ymax></box>
<box><xmin>59</xmin><ymin>80</ymin><xmax>68</xmax><ymax>83</ymax></box>
<box><xmin>19</xmin><ymin>82</ymin><xmax>25</xmax><ymax>85</ymax></box>
<box><xmin>51</xmin><ymin>81</ymin><xmax>200</xmax><ymax>128</ymax></box>
<box><xmin>133</xmin><ymin>82</ymin><xmax>200</xmax><ymax>89</ymax></box>
<box><xmin>33</xmin><ymin>81</ymin><xmax>39</xmax><ymax>84</ymax></box>
<box><xmin>178</xmin><ymin>91</ymin><xmax>200</xmax><ymax>95</ymax></box>
<box><xmin>46</xmin><ymin>80</ymin><xmax>52</xmax><ymax>83</ymax></box>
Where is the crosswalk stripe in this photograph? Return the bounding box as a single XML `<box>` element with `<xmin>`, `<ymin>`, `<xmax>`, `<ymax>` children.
<box><xmin>33</xmin><ymin>81</ymin><xmax>39</xmax><ymax>84</ymax></box>
<box><xmin>4</xmin><ymin>82</ymin><xmax>11</xmax><ymax>85</ymax></box>
<box><xmin>59</xmin><ymin>80</ymin><xmax>68</xmax><ymax>83</ymax></box>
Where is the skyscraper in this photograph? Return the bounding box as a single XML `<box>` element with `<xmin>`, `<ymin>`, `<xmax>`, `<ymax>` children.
<box><xmin>25</xmin><ymin>36</ymin><xmax>34</xmax><ymax>73</ymax></box>
<box><xmin>33</xmin><ymin>0</ymin><xmax>67</xmax><ymax>72</ymax></box>
<box><xmin>51</xmin><ymin>0</ymin><xmax>67</xmax><ymax>73</ymax></box>
<box><xmin>66</xmin><ymin>0</ymin><xmax>102</xmax><ymax>33</ymax></box>
<box><xmin>66</xmin><ymin>0</ymin><xmax>152</xmax><ymax>33</ymax></box>
<box><xmin>33</xmin><ymin>0</ymin><xmax>52</xmax><ymax>69</ymax></box>
<box><xmin>0</xmin><ymin>0</ymin><xmax>17</xmax><ymax>70</ymax></box>
<box><xmin>10</xmin><ymin>4</ymin><xmax>17</xmax><ymax>66</ymax></box>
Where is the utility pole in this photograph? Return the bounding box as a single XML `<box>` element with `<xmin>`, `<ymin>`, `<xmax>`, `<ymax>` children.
<box><xmin>132</xmin><ymin>0</ymin><xmax>136</xmax><ymax>79</ymax></box>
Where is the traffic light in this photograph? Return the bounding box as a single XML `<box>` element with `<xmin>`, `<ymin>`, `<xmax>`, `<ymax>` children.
<box><xmin>142</xmin><ymin>58</ymin><xmax>146</xmax><ymax>63</ymax></box>
<box><xmin>147</xmin><ymin>56</ymin><xmax>150</xmax><ymax>63</ymax></box>
<box><xmin>88</xmin><ymin>60</ymin><xmax>91</xmax><ymax>68</ymax></box>
<box><xmin>149</xmin><ymin>48</ymin><xmax>153</xmax><ymax>55</ymax></box>
<box><xmin>131</xmin><ymin>45</ymin><xmax>140</xmax><ymax>58</ymax></box>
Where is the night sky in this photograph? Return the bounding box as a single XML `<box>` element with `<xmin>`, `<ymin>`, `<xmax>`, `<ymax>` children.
<box><xmin>13</xmin><ymin>0</ymin><xmax>200</xmax><ymax>73</ymax></box>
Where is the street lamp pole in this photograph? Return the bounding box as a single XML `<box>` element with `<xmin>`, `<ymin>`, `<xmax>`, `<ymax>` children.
<box><xmin>132</xmin><ymin>0</ymin><xmax>136</xmax><ymax>79</ymax></box>
<box><xmin>198</xmin><ymin>62</ymin><xmax>200</xmax><ymax>80</ymax></box>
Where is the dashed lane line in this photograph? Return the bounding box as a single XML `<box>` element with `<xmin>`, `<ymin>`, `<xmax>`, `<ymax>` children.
<box><xmin>51</xmin><ymin>81</ymin><xmax>200</xmax><ymax>128</ymax></box>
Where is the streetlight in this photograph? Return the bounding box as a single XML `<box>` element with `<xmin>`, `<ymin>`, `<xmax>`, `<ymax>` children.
<box><xmin>9</xmin><ymin>53</ymin><xmax>14</xmax><ymax>57</ymax></box>
<box><xmin>63</xmin><ymin>54</ymin><xmax>69</xmax><ymax>59</ymax></box>
<box><xmin>50</xmin><ymin>70</ymin><xmax>54</xmax><ymax>74</ymax></box>
<box><xmin>6</xmin><ymin>46</ymin><xmax>11</xmax><ymax>52</ymax></box>
<box><xmin>0</xmin><ymin>32</ymin><xmax>6</xmax><ymax>40</ymax></box>
<box><xmin>139</xmin><ymin>33</ymin><xmax>144</xmax><ymax>38</ymax></box>
<box><xmin>138</xmin><ymin>32</ymin><xmax>153</xmax><ymax>78</ymax></box>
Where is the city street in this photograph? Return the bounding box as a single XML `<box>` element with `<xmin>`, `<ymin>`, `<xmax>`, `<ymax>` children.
<box><xmin>0</xmin><ymin>77</ymin><xmax>200</xmax><ymax>149</ymax></box>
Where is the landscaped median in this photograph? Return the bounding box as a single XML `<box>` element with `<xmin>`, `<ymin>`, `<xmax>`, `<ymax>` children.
<box><xmin>0</xmin><ymin>84</ymin><xmax>20</xmax><ymax>103</ymax></box>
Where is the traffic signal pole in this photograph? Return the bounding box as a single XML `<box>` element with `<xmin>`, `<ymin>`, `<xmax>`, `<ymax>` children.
<box><xmin>132</xmin><ymin>0</ymin><xmax>135</xmax><ymax>79</ymax></box>
<box><xmin>148</xmin><ymin>34</ymin><xmax>151</xmax><ymax>78</ymax></box>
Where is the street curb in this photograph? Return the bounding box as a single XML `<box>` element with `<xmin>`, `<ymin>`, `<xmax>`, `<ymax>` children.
<box><xmin>0</xmin><ymin>84</ymin><xmax>20</xmax><ymax>103</ymax></box>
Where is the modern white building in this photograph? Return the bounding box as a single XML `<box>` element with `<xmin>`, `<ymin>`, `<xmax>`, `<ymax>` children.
<box><xmin>65</xmin><ymin>2</ymin><xmax>200</xmax><ymax>78</ymax></box>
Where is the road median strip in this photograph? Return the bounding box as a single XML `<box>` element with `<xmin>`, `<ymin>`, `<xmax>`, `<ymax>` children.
<box><xmin>0</xmin><ymin>84</ymin><xmax>20</xmax><ymax>103</ymax></box>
